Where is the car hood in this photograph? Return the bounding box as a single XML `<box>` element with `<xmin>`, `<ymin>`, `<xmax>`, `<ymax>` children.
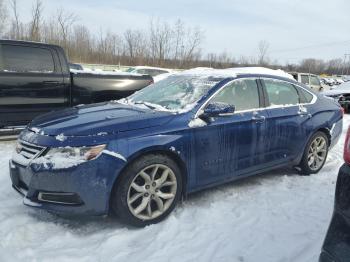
<box><xmin>28</xmin><ymin>102</ymin><xmax>175</xmax><ymax>137</ymax></box>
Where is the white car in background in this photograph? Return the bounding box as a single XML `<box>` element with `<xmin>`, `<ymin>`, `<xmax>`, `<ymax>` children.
<box><xmin>289</xmin><ymin>72</ymin><xmax>327</xmax><ymax>92</ymax></box>
<box><xmin>126</xmin><ymin>66</ymin><xmax>173</xmax><ymax>77</ymax></box>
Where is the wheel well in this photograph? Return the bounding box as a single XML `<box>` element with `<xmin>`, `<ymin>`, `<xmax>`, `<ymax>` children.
<box><xmin>109</xmin><ymin>149</ymin><xmax>188</xmax><ymax>212</ymax></box>
<box><xmin>317</xmin><ymin>127</ymin><xmax>331</xmax><ymax>145</ymax></box>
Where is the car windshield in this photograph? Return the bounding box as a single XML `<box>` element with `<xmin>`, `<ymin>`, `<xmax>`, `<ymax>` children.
<box><xmin>127</xmin><ymin>75</ymin><xmax>223</xmax><ymax>112</ymax></box>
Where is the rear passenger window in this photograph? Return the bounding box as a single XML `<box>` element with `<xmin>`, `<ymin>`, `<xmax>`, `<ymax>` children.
<box><xmin>299</xmin><ymin>88</ymin><xmax>314</xmax><ymax>103</ymax></box>
<box><xmin>0</xmin><ymin>44</ymin><xmax>55</xmax><ymax>73</ymax></box>
<box><xmin>211</xmin><ymin>79</ymin><xmax>260</xmax><ymax>111</ymax></box>
<box><xmin>264</xmin><ymin>79</ymin><xmax>300</xmax><ymax>106</ymax></box>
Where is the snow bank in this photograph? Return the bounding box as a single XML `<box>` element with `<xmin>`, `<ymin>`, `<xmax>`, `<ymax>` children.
<box><xmin>0</xmin><ymin>116</ymin><xmax>349</xmax><ymax>261</ymax></box>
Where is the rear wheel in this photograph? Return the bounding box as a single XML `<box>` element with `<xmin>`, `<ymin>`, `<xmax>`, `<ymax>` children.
<box><xmin>111</xmin><ymin>154</ymin><xmax>182</xmax><ymax>227</ymax></box>
<box><xmin>299</xmin><ymin>131</ymin><xmax>329</xmax><ymax>175</ymax></box>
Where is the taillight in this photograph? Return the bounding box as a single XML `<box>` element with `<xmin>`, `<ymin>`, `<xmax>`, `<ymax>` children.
<box><xmin>344</xmin><ymin>126</ymin><xmax>350</xmax><ymax>165</ymax></box>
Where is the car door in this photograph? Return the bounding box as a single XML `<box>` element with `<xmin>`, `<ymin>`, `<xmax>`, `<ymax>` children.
<box><xmin>261</xmin><ymin>78</ymin><xmax>314</xmax><ymax>166</ymax></box>
<box><xmin>192</xmin><ymin>78</ymin><xmax>268</xmax><ymax>186</ymax></box>
<box><xmin>0</xmin><ymin>43</ymin><xmax>69</xmax><ymax>127</ymax></box>
<box><xmin>310</xmin><ymin>75</ymin><xmax>323</xmax><ymax>92</ymax></box>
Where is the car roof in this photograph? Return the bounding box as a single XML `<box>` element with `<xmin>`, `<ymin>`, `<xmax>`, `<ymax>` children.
<box><xmin>0</xmin><ymin>39</ymin><xmax>61</xmax><ymax>49</ymax></box>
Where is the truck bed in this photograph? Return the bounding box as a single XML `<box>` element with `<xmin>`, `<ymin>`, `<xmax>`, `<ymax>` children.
<box><xmin>70</xmin><ymin>70</ymin><xmax>154</xmax><ymax>105</ymax></box>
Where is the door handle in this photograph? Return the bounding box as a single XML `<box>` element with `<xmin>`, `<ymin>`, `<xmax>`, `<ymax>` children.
<box><xmin>298</xmin><ymin>106</ymin><xmax>311</xmax><ymax>118</ymax></box>
<box><xmin>298</xmin><ymin>112</ymin><xmax>312</xmax><ymax>119</ymax></box>
<box><xmin>252</xmin><ymin>115</ymin><xmax>266</xmax><ymax>123</ymax></box>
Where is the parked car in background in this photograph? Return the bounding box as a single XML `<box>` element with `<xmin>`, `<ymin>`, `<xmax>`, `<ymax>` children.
<box><xmin>69</xmin><ymin>63</ymin><xmax>84</xmax><ymax>71</ymax></box>
<box><xmin>335</xmin><ymin>78</ymin><xmax>345</xmax><ymax>85</ymax></box>
<box><xmin>322</xmin><ymin>82</ymin><xmax>350</xmax><ymax>112</ymax></box>
<box><xmin>0</xmin><ymin>40</ymin><xmax>153</xmax><ymax>128</ymax></box>
<box><xmin>9</xmin><ymin>67</ymin><xmax>342</xmax><ymax>227</ymax></box>
<box><xmin>152</xmin><ymin>72</ymin><xmax>174</xmax><ymax>83</ymax></box>
<box><xmin>320</xmin><ymin>126</ymin><xmax>350</xmax><ymax>262</ymax></box>
<box><xmin>343</xmin><ymin>75</ymin><xmax>350</xmax><ymax>82</ymax></box>
<box><xmin>126</xmin><ymin>66</ymin><xmax>172</xmax><ymax>77</ymax></box>
<box><xmin>290</xmin><ymin>72</ymin><xmax>326</xmax><ymax>92</ymax></box>
<box><xmin>321</xmin><ymin>78</ymin><xmax>334</xmax><ymax>86</ymax></box>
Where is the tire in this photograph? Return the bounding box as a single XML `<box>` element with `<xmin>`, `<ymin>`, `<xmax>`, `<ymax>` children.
<box><xmin>110</xmin><ymin>154</ymin><xmax>183</xmax><ymax>227</ymax></box>
<box><xmin>299</xmin><ymin>131</ymin><xmax>329</xmax><ymax>175</ymax></box>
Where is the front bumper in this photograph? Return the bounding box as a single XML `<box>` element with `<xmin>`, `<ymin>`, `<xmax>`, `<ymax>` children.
<box><xmin>9</xmin><ymin>152</ymin><xmax>126</xmax><ymax>216</ymax></box>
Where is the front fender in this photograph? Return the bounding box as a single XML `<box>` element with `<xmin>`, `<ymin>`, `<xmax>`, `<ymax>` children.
<box><xmin>105</xmin><ymin>133</ymin><xmax>192</xmax><ymax>197</ymax></box>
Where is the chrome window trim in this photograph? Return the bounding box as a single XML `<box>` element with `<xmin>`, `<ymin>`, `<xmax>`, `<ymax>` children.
<box><xmin>261</xmin><ymin>77</ymin><xmax>318</xmax><ymax>106</ymax></box>
<box><xmin>194</xmin><ymin>77</ymin><xmax>317</xmax><ymax>119</ymax></box>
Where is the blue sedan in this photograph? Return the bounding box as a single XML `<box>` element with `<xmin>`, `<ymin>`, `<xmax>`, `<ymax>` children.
<box><xmin>9</xmin><ymin>67</ymin><xmax>343</xmax><ymax>226</ymax></box>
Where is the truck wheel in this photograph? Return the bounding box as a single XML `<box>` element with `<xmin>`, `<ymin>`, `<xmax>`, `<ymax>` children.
<box><xmin>110</xmin><ymin>154</ymin><xmax>182</xmax><ymax>227</ymax></box>
<box><xmin>299</xmin><ymin>131</ymin><xmax>329</xmax><ymax>175</ymax></box>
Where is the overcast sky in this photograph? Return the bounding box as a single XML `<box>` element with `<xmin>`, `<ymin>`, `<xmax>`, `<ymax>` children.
<box><xmin>17</xmin><ymin>0</ymin><xmax>350</xmax><ymax>64</ymax></box>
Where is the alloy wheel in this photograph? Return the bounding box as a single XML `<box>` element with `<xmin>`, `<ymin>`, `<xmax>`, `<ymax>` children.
<box><xmin>307</xmin><ymin>136</ymin><xmax>327</xmax><ymax>171</ymax></box>
<box><xmin>127</xmin><ymin>164</ymin><xmax>177</xmax><ymax>220</ymax></box>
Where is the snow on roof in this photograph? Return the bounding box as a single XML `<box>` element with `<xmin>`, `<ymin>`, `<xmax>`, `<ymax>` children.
<box><xmin>70</xmin><ymin>69</ymin><xmax>143</xmax><ymax>76</ymax></box>
<box><xmin>178</xmin><ymin>67</ymin><xmax>294</xmax><ymax>80</ymax></box>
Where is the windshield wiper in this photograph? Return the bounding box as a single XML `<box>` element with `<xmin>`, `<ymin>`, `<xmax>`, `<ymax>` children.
<box><xmin>134</xmin><ymin>101</ymin><xmax>158</xmax><ymax>110</ymax></box>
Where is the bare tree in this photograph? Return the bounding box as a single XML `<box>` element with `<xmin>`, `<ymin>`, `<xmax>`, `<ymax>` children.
<box><xmin>182</xmin><ymin>26</ymin><xmax>203</xmax><ymax>66</ymax></box>
<box><xmin>124</xmin><ymin>29</ymin><xmax>147</xmax><ymax>64</ymax></box>
<box><xmin>172</xmin><ymin>19</ymin><xmax>185</xmax><ymax>65</ymax></box>
<box><xmin>57</xmin><ymin>8</ymin><xmax>78</xmax><ymax>45</ymax></box>
<box><xmin>149</xmin><ymin>18</ymin><xmax>173</xmax><ymax>65</ymax></box>
<box><xmin>8</xmin><ymin>0</ymin><xmax>21</xmax><ymax>38</ymax></box>
<box><xmin>0</xmin><ymin>0</ymin><xmax>7</xmax><ymax>36</ymax></box>
<box><xmin>258</xmin><ymin>40</ymin><xmax>270</xmax><ymax>66</ymax></box>
<box><xmin>29</xmin><ymin>0</ymin><xmax>43</xmax><ymax>41</ymax></box>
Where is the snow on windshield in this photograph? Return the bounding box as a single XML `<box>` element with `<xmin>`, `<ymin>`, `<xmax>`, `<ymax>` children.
<box><xmin>125</xmin><ymin>75</ymin><xmax>223</xmax><ymax>113</ymax></box>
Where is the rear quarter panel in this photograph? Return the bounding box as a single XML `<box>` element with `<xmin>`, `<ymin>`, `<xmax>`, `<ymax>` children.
<box><xmin>309</xmin><ymin>95</ymin><xmax>343</xmax><ymax>148</ymax></box>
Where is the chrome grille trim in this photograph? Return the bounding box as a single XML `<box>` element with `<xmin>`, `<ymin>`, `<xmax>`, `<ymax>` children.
<box><xmin>12</xmin><ymin>140</ymin><xmax>47</xmax><ymax>167</ymax></box>
<box><xmin>18</xmin><ymin>140</ymin><xmax>46</xmax><ymax>160</ymax></box>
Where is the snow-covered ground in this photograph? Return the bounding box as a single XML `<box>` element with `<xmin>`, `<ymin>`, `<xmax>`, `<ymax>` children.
<box><xmin>0</xmin><ymin>116</ymin><xmax>349</xmax><ymax>262</ymax></box>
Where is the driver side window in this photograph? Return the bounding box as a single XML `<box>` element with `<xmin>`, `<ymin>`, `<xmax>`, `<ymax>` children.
<box><xmin>210</xmin><ymin>79</ymin><xmax>260</xmax><ymax>111</ymax></box>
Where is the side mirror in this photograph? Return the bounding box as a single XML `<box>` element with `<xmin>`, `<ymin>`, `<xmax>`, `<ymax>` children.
<box><xmin>201</xmin><ymin>102</ymin><xmax>235</xmax><ymax>119</ymax></box>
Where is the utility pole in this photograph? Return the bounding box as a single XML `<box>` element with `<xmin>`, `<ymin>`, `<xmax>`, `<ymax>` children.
<box><xmin>342</xmin><ymin>54</ymin><xmax>350</xmax><ymax>76</ymax></box>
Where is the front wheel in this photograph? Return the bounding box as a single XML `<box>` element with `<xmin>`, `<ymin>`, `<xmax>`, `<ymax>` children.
<box><xmin>299</xmin><ymin>131</ymin><xmax>329</xmax><ymax>175</ymax></box>
<box><xmin>111</xmin><ymin>154</ymin><xmax>182</xmax><ymax>227</ymax></box>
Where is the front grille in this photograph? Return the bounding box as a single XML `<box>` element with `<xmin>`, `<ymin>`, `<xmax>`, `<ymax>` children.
<box><xmin>17</xmin><ymin>140</ymin><xmax>46</xmax><ymax>160</ymax></box>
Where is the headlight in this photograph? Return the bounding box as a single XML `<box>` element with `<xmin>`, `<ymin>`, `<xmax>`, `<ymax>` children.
<box><xmin>45</xmin><ymin>144</ymin><xmax>106</xmax><ymax>161</ymax></box>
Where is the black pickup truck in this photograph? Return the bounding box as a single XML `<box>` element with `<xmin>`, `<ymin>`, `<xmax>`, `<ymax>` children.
<box><xmin>0</xmin><ymin>40</ymin><xmax>153</xmax><ymax>127</ymax></box>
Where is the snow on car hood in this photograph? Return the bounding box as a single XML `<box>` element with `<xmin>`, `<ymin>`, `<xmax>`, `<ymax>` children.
<box><xmin>28</xmin><ymin>102</ymin><xmax>175</xmax><ymax>137</ymax></box>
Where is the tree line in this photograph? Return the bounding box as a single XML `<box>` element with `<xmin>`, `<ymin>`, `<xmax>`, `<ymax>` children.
<box><xmin>0</xmin><ymin>0</ymin><xmax>348</xmax><ymax>75</ymax></box>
